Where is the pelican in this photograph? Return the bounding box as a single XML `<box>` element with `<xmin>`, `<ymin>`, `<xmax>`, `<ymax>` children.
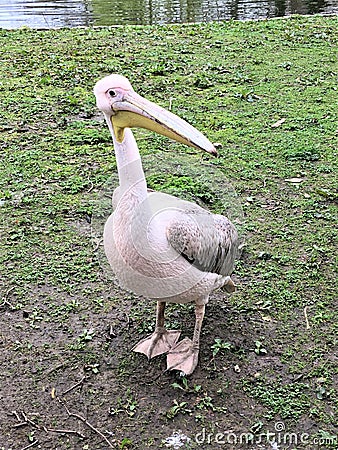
<box><xmin>94</xmin><ymin>74</ymin><xmax>238</xmax><ymax>375</ymax></box>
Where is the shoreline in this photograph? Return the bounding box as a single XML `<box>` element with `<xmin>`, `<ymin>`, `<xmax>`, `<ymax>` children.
<box><xmin>0</xmin><ymin>12</ymin><xmax>336</xmax><ymax>31</ymax></box>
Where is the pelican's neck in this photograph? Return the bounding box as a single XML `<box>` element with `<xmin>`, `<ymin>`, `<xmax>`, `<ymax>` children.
<box><xmin>110</xmin><ymin>126</ymin><xmax>147</xmax><ymax>199</ymax></box>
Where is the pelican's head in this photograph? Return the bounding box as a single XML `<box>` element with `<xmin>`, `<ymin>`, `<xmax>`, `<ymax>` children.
<box><xmin>94</xmin><ymin>74</ymin><xmax>217</xmax><ymax>155</ymax></box>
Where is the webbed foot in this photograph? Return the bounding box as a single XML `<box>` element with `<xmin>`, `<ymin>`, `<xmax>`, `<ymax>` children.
<box><xmin>132</xmin><ymin>327</ymin><xmax>181</xmax><ymax>359</ymax></box>
<box><xmin>166</xmin><ymin>337</ymin><xmax>199</xmax><ymax>375</ymax></box>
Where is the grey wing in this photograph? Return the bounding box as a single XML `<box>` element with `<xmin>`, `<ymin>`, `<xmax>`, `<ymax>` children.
<box><xmin>167</xmin><ymin>207</ymin><xmax>238</xmax><ymax>276</ymax></box>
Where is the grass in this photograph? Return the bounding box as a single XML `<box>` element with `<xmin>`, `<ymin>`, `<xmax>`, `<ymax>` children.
<box><xmin>0</xmin><ymin>15</ymin><xmax>337</xmax><ymax>449</ymax></box>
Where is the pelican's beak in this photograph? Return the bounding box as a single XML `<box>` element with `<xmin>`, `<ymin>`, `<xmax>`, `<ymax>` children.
<box><xmin>110</xmin><ymin>90</ymin><xmax>217</xmax><ymax>156</ymax></box>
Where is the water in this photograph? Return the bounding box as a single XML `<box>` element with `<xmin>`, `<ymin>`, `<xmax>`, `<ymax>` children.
<box><xmin>0</xmin><ymin>0</ymin><xmax>336</xmax><ymax>29</ymax></box>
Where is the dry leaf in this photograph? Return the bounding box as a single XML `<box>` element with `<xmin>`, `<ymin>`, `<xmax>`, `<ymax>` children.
<box><xmin>51</xmin><ymin>387</ymin><xmax>56</xmax><ymax>399</ymax></box>
<box><xmin>285</xmin><ymin>178</ymin><xmax>304</xmax><ymax>183</ymax></box>
<box><xmin>261</xmin><ymin>314</ymin><xmax>272</xmax><ymax>321</ymax></box>
<box><xmin>271</xmin><ymin>118</ymin><xmax>286</xmax><ymax>128</ymax></box>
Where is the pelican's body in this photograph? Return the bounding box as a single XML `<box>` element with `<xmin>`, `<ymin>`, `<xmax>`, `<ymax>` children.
<box><xmin>106</xmin><ymin>183</ymin><xmax>234</xmax><ymax>304</ymax></box>
<box><xmin>94</xmin><ymin>75</ymin><xmax>238</xmax><ymax>374</ymax></box>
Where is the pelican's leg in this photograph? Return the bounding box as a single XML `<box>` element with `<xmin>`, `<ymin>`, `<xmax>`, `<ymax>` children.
<box><xmin>132</xmin><ymin>301</ymin><xmax>181</xmax><ymax>359</ymax></box>
<box><xmin>167</xmin><ymin>304</ymin><xmax>205</xmax><ymax>375</ymax></box>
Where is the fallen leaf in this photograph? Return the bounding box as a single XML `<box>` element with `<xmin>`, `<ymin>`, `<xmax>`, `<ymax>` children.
<box><xmin>261</xmin><ymin>314</ymin><xmax>272</xmax><ymax>321</ymax></box>
<box><xmin>317</xmin><ymin>377</ymin><xmax>327</xmax><ymax>383</ymax></box>
<box><xmin>271</xmin><ymin>118</ymin><xmax>286</xmax><ymax>128</ymax></box>
<box><xmin>51</xmin><ymin>387</ymin><xmax>56</xmax><ymax>399</ymax></box>
<box><xmin>284</xmin><ymin>177</ymin><xmax>304</xmax><ymax>183</ymax></box>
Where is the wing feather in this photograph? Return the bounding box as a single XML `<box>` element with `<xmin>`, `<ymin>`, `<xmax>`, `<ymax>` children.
<box><xmin>167</xmin><ymin>206</ymin><xmax>238</xmax><ymax>276</ymax></box>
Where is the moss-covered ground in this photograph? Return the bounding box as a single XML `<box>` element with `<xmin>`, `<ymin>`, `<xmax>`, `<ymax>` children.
<box><xmin>0</xmin><ymin>15</ymin><xmax>337</xmax><ymax>449</ymax></box>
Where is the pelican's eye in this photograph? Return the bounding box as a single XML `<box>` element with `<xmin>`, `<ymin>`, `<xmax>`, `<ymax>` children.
<box><xmin>109</xmin><ymin>90</ymin><xmax>117</xmax><ymax>98</ymax></box>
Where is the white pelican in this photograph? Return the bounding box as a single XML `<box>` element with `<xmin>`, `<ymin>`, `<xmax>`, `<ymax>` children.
<box><xmin>94</xmin><ymin>74</ymin><xmax>238</xmax><ymax>375</ymax></box>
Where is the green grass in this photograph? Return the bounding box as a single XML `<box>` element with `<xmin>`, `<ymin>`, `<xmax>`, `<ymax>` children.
<box><xmin>0</xmin><ymin>15</ymin><xmax>337</xmax><ymax>449</ymax></box>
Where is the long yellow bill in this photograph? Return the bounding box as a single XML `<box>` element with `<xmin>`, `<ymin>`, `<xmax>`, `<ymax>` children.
<box><xmin>111</xmin><ymin>91</ymin><xmax>217</xmax><ymax>156</ymax></box>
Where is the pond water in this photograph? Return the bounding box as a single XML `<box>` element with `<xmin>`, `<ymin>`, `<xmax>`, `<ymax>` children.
<box><xmin>0</xmin><ymin>0</ymin><xmax>336</xmax><ymax>29</ymax></box>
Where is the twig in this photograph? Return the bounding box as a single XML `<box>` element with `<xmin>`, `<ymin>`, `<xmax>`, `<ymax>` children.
<box><xmin>3</xmin><ymin>286</ymin><xmax>15</xmax><ymax>300</ymax></box>
<box><xmin>108</xmin><ymin>324</ymin><xmax>117</xmax><ymax>338</ymax></box>
<box><xmin>1</xmin><ymin>286</ymin><xmax>15</xmax><ymax>309</ymax></box>
<box><xmin>11</xmin><ymin>409</ymin><xmax>85</xmax><ymax>441</ymax></box>
<box><xmin>11</xmin><ymin>410</ymin><xmax>22</xmax><ymax>421</ymax></box>
<box><xmin>59</xmin><ymin>398</ymin><xmax>115</xmax><ymax>448</ymax></box>
<box><xmin>45</xmin><ymin>363</ymin><xmax>65</xmax><ymax>376</ymax></box>
<box><xmin>61</xmin><ymin>376</ymin><xmax>87</xmax><ymax>396</ymax></box>
<box><xmin>20</xmin><ymin>441</ymin><xmax>39</xmax><ymax>450</ymax></box>
<box><xmin>1</xmin><ymin>299</ymin><xmax>15</xmax><ymax>309</ymax></box>
<box><xmin>20</xmin><ymin>411</ymin><xmax>40</xmax><ymax>429</ymax></box>
<box><xmin>13</xmin><ymin>421</ymin><xmax>28</xmax><ymax>428</ymax></box>
<box><xmin>304</xmin><ymin>306</ymin><xmax>310</xmax><ymax>330</ymax></box>
<box><xmin>11</xmin><ymin>409</ymin><xmax>42</xmax><ymax>444</ymax></box>
<box><xmin>45</xmin><ymin>427</ymin><xmax>85</xmax><ymax>439</ymax></box>
<box><xmin>87</xmin><ymin>180</ymin><xmax>94</xmax><ymax>193</ymax></box>
<box><xmin>92</xmin><ymin>238</ymin><xmax>103</xmax><ymax>252</ymax></box>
